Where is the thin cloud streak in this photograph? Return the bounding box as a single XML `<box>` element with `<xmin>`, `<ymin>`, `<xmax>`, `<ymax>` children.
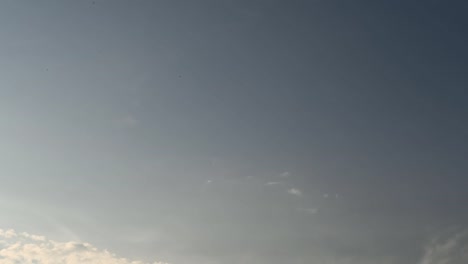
<box><xmin>297</xmin><ymin>207</ymin><xmax>318</xmax><ymax>214</ymax></box>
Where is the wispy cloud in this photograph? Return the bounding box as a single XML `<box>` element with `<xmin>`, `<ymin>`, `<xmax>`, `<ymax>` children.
<box><xmin>288</xmin><ymin>188</ymin><xmax>302</xmax><ymax>196</ymax></box>
<box><xmin>419</xmin><ymin>229</ymin><xmax>468</xmax><ymax>264</ymax></box>
<box><xmin>297</xmin><ymin>207</ymin><xmax>318</xmax><ymax>214</ymax></box>
<box><xmin>0</xmin><ymin>229</ymin><xmax>168</xmax><ymax>264</ymax></box>
<box><xmin>116</xmin><ymin>114</ymin><xmax>139</xmax><ymax>128</ymax></box>
<box><xmin>265</xmin><ymin>181</ymin><xmax>281</xmax><ymax>186</ymax></box>
<box><xmin>280</xmin><ymin>171</ymin><xmax>290</xmax><ymax>178</ymax></box>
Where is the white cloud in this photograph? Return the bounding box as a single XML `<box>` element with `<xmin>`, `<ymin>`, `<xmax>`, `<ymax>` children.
<box><xmin>288</xmin><ymin>188</ymin><xmax>302</xmax><ymax>196</ymax></box>
<box><xmin>0</xmin><ymin>229</ymin><xmax>169</xmax><ymax>264</ymax></box>
<box><xmin>280</xmin><ymin>171</ymin><xmax>290</xmax><ymax>178</ymax></box>
<box><xmin>419</xmin><ymin>230</ymin><xmax>468</xmax><ymax>264</ymax></box>
<box><xmin>265</xmin><ymin>181</ymin><xmax>280</xmax><ymax>185</ymax></box>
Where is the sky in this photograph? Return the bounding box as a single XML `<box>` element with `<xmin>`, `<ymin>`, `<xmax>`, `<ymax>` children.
<box><xmin>0</xmin><ymin>0</ymin><xmax>468</xmax><ymax>263</ymax></box>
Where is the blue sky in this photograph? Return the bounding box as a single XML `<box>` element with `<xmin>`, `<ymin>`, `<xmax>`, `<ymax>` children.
<box><xmin>0</xmin><ymin>1</ymin><xmax>468</xmax><ymax>263</ymax></box>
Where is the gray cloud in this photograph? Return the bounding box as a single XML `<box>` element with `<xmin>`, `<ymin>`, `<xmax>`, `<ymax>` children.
<box><xmin>419</xmin><ymin>230</ymin><xmax>468</xmax><ymax>264</ymax></box>
<box><xmin>115</xmin><ymin>114</ymin><xmax>139</xmax><ymax>128</ymax></box>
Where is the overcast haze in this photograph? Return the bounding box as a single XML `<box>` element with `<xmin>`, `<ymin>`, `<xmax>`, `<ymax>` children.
<box><xmin>1</xmin><ymin>1</ymin><xmax>468</xmax><ymax>263</ymax></box>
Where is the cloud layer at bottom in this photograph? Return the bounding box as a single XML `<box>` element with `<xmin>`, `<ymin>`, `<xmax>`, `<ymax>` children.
<box><xmin>419</xmin><ymin>230</ymin><xmax>468</xmax><ymax>264</ymax></box>
<box><xmin>0</xmin><ymin>229</ymin><xmax>168</xmax><ymax>264</ymax></box>
<box><xmin>2</xmin><ymin>228</ymin><xmax>468</xmax><ymax>264</ymax></box>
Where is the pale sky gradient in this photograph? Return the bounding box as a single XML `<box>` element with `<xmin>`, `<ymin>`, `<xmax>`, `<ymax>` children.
<box><xmin>1</xmin><ymin>1</ymin><xmax>468</xmax><ymax>263</ymax></box>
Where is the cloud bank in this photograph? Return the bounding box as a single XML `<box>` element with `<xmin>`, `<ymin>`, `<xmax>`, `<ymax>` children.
<box><xmin>0</xmin><ymin>229</ymin><xmax>168</xmax><ymax>264</ymax></box>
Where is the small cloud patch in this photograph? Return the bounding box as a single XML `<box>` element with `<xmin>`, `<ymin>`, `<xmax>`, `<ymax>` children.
<box><xmin>288</xmin><ymin>188</ymin><xmax>302</xmax><ymax>196</ymax></box>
